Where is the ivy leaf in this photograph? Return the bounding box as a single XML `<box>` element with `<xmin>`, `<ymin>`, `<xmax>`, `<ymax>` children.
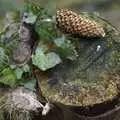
<box><xmin>22</xmin><ymin>64</ymin><xmax>30</xmax><ymax>72</ymax></box>
<box><xmin>36</xmin><ymin>21</ymin><xmax>57</xmax><ymax>41</ymax></box>
<box><xmin>0</xmin><ymin>67</ymin><xmax>17</xmax><ymax>87</ymax></box>
<box><xmin>24</xmin><ymin>79</ymin><xmax>36</xmax><ymax>91</ymax></box>
<box><xmin>32</xmin><ymin>47</ymin><xmax>61</xmax><ymax>71</ymax></box>
<box><xmin>23</xmin><ymin>12</ymin><xmax>37</xmax><ymax>24</ymax></box>
<box><xmin>14</xmin><ymin>64</ymin><xmax>30</xmax><ymax>80</ymax></box>
<box><xmin>54</xmin><ymin>36</ymin><xmax>78</xmax><ymax>60</ymax></box>
<box><xmin>14</xmin><ymin>68</ymin><xmax>24</xmax><ymax>80</ymax></box>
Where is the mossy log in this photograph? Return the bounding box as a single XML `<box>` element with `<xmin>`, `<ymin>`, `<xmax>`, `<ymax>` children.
<box><xmin>35</xmin><ymin>13</ymin><xmax>120</xmax><ymax>107</ymax></box>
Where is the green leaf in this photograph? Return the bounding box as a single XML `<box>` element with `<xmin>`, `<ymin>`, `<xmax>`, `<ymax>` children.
<box><xmin>36</xmin><ymin>22</ymin><xmax>57</xmax><ymax>41</ymax></box>
<box><xmin>54</xmin><ymin>37</ymin><xmax>78</xmax><ymax>60</ymax></box>
<box><xmin>14</xmin><ymin>68</ymin><xmax>24</xmax><ymax>80</ymax></box>
<box><xmin>0</xmin><ymin>67</ymin><xmax>17</xmax><ymax>87</ymax></box>
<box><xmin>24</xmin><ymin>79</ymin><xmax>36</xmax><ymax>91</ymax></box>
<box><xmin>32</xmin><ymin>47</ymin><xmax>61</xmax><ymax>71</ymax></box>
<box><xmin>23</xmin><ymin>12</ymin><xmax>37</xmax><ymax>24</ymax></box>
<box><xmin>14</xmin><ymin>64</ymin><xmax>30</xmax><ymax>80</ymax></box>
<box><xmin>22</xmin><ymin>64</ymin><xmax>30</xmax><ymax>72</ymax></box>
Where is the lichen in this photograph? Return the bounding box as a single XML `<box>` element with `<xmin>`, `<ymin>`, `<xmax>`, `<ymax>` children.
<box><xmin>39</xmin><ymin>71</ymin><xmax>119</xmax><ymax>106</ymax></box>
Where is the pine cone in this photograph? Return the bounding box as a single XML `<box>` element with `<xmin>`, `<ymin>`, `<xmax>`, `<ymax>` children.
<box><xmin>56</xmin><ymin>9</ymin><xmax>105</xmax><ymax>38</ymax></box>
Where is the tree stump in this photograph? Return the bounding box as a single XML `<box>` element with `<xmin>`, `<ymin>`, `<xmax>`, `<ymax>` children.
<box><xmin>35</xmin><ymin>13</ymin><xmax>120</xmax><ymax>119</ymax></box>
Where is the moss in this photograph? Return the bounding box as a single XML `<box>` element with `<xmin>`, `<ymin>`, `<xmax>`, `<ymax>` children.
<box><xmin>39</xmin><ymin>71</ymin><xmax>119</xmax><ymax>106</ymax></box>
